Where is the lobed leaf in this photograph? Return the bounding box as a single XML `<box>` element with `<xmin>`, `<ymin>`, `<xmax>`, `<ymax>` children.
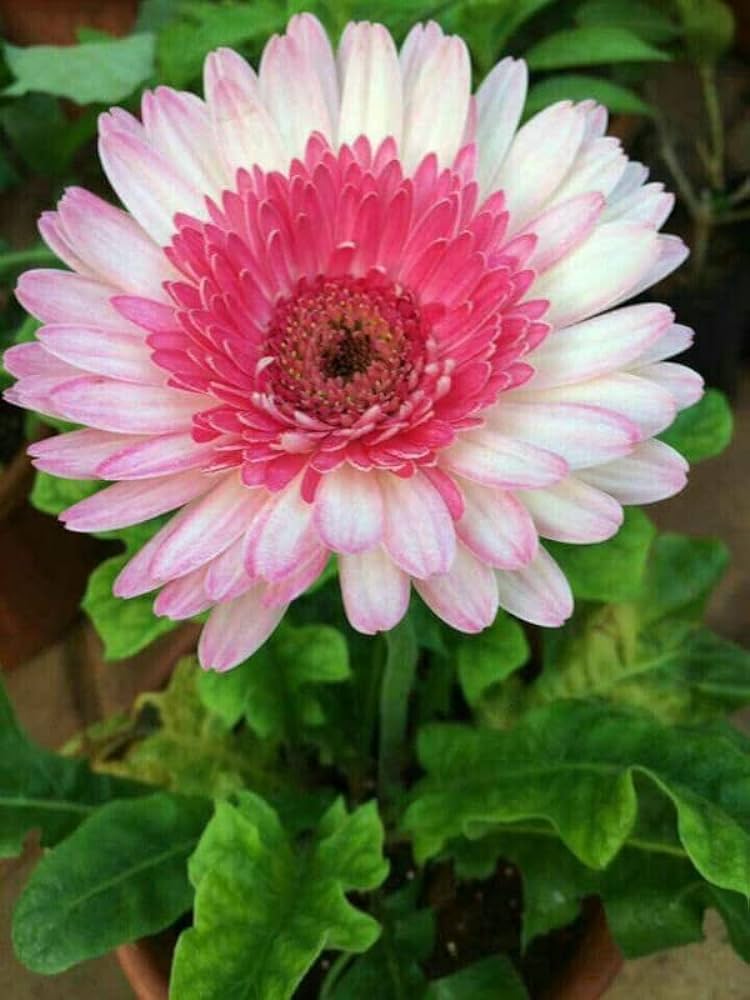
<box><xmin>170</xmin><ymin>793</ymin><xmax>389</xmax><ymax>1000</ymax></box>
<box><xmin>12</xmin><ymin>793</ymin><xmax>209</xmax><ymax>973</ymax></box>
<box><xmin>403</xmin><ymin>700</ymin><xmax>750</xmax><ymax>900</ymax></box>
<box><xmin>660</xmin><ymin>389</ymin><xmax>733</xmax><ymax>463</ymax></box>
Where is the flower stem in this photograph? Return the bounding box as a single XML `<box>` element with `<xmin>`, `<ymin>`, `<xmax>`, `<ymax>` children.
<box><xmin>377</xmin><ymin>616</ymin><xmax>418</xmax><ymax>804</ymax></box>
<box><xmin>698</xmin><ymin>62</ymin><xmax>725</xmax><ymax>192</ymax></box>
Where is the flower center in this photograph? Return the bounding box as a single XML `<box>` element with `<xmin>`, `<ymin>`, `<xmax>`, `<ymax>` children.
<box><xmin>262</xmin><ymin>276</ymin><xmax>427</xmax><ymax>426</ymax></box>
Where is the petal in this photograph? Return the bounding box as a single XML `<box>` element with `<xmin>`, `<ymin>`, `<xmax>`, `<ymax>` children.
<box><xmin>339</xmin><ymin>545</ymin><xmax>410</xmax><ymax>634</ymax></box>
<box><xmin>96</xmin><ymin>432</ymin><xmax>216</xmax><ymax>480</ymax></box>
<box><xmin>443</xmin><ymin>429</ymin><xmax>568</xmax><ymax>489</ymax></box>
<box><xmin>338</xmin><ymin>22</ymin><xmax>402</xmax><ymax>149</ymax></box>
<box><xmin>154</xmin><ymin>565</ymin><xmax>214</xmax><ymax>619</ymax></box>
<box><xmin>519</xmin><ymin>373</ymin><xmax>677</xmax><ymax>439</ymax></box>
<box><xmin>523</xmin><ymin>303</ymin><xmax>673</xmax><ymax>389</ymax></box>
<box><xmin>49</xmin><ymin>377</ymin><xmax>205</xmax><ymax>433</ymax></box>
<box><xmin>381</xmin><ymin>471</ymin><xmax>455</xmax><ymax>578</ymax></box>
<box><xmin>61</xmin><ymin>471</ymin><xmax>212</xmax><ymax>532</ymax></box>
<box><xmin>401</xmin><ymin>32</ymin><xmax>471</xmax><ymax>170</ymax></box>
<box><xmin>533</xmin><ymin>222</ymin><xmax>660</xmax><ymax>329</ymax></box>
<box><xmin>247</xmin><ymin>480</ymin><xmax>318</xmax><ymax>582</ymax></box>
<box><xmin>486</xmin><ymin>401</ymin><xmax>639</xmax><ymax>468</ymax></box>
<box><xmin>492</xmin><ymin>102</ymin><xmax>586</xmax><ymax>232</ymax></box>
<box><xmin>495</xmin><ymin>546</ymin><xmax>573</xmax><ymax>627</ymax></box>
<box><xmin>36</xmin><ymin>324</ymin><xmax>161</xmax><ymax>384</ymax></box>
<box><xmin>262</xmin><ymin>545</ymin><xmax>329</xmax><ymax>608</ymax></box>
<box><xmin>28</xmin><ymin>428</ymin><xmax>129</xmax><ymax>479</ymax></box>
<box><xmin>149</xmin><ymin>473</ymin><xmax>263</xmax><ymax>580</ymax></box>
<box><xmin>457</xmin><ymin>481</ymin><xmax>539</xmax><ymax>569</ymax></box>
<box><xmin>98</xmin><ymin>121</ymin><xmax>206</xmax><ymax>243</ymax></box>
<box><xmin>203</xmin><ymin>48</ymin><xmax>286</xmax><ymax>175</ymax></box>
<box><xmin>616</xmin><ymin>235</ymin><xmax>688</xmax><ymax>303</ymax></box>
<box><xmin>520</xmin><ymin>477</ymin><xmax>623</xmax><ymax>543</ymax></box>
<box><xmin>416</xmin><ymin>543</ymin><xmax>498</xmax><ymax>632</ymax></box>
<box><xmin>141</xmin><ymin>87</ymin><xmax>229</xmax><ymax>197</ymax></box>
<box><xmin>204</xmin><ymin>537</ymin><xmax>253</xmax><ymax>602</ymax></box>
<box><xmin>198</xmin><ymin>586</ymin><xmax>285</xmax><ymax>672</ymax></box>
<box><xmin>634</xmin><ymin>323</ymin><xmax>693</xmax><ymax>366</ymax></box>
<box><xmin>635</xmin><ymin>362</ymin><xmax>704</xmax><ymax>411</ymax></box>
<box><xmin>476</xmin><ymin>57</ymin><xmax>527</xmax><ymax>196</ymax></box>
<box><xmin>55</xmin><ymin>187</ymin><xmax>173</xmax><ymax>298</ymax></box>
<box><xmin>314</xmin><ymin>464</ymin><xmax>384</xmax><ymax>553</ymax></box>
<box><xmin>578</xmin><ymin>439</ymin><xmax>688</xmax><ymax>504</ymax></box>
<box><xmin>15</xmin><ymin>270</ymin><xmax>131</xmax><ymax>328</ymax></box>
<box><xmin>523</xmin><ymin>192</ymin><xmax>605</xmax><ymax>273</ymax></box>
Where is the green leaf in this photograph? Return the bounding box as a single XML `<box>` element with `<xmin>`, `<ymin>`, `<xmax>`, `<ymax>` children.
<box><xmin>483</xmin><ymin>533</ymin><xmax>735</xmax><ymax>726</ymax></box>
<box><xmin>82</xmin><ymin>552</ymin><xmax>176</xmax><ymax>660</ymax></box>
<box><xmin>674</xmin><ymin>0</ymin><xmax>735</xmax><ymax>64</ymax></box>
<box><xmin>525</xmin><ymin>26</ymin><xmax>671</xmax><ymax>70</ymax></box>
<box><xmin>451</xmin><ymin>802</ymin><xmax>750</xmax><ymax>961</ymax></box>
<box><xmin>171</xmin><ymin>793</ymin><xmax>389</xmax><ymax>1000</ymax></box>
<box><xmin>330</xmin><ymin>884</ymin><xmax>434</xmax><ymax>999</ymax></box>
<box><xmin>525</xmin><ymin>75</ymin><xmax>652</xmax><ymax>116</ymax></box>
<box><xmin>198</xmin><ymin>622</ymin><xmax>350</xmax><ymax>741</ymax></box>
<box><xmin>575</xmin><ymin>0</ymin><xmax>679</xmax><ymax>42</ymax></box>
<box><xmin>12</xmin><ymin>793</ymin><xmax>209</xmax><ymax>973</ymax></box>
<box><xmin>660</xmin><ymin>389</ymin><xmax>733</xmax><ymax>462</ymax></box>
<box><xmin>425</xmin><ymin>956</ymin><xmax>528</xmax><ymax>999</ymax></box>
<box><xmin>403</xmin><ymin>700</ymin><xmax>750</xmax><ymax>900</ymax></box>
<box><xmin>93</xmin><ymin>657</ymin><xmax>279</xmax><ymax>799</ymax></box>
<box><xmin>546</xmin><ymin>507</ymin><xmax>656</xmax><ymax>603</ymax></box>
<box><xmin>0</xmin><ymin>676</ymin><xmax>142</xmax><ymax>859</ymax></box>
<box><xmin>0</xmin><ymin>94</ymin><xmax>96</xmax><ymax>175</ymax></box>
<box><xmin>457</xmin><ymin>612</ymin><xmax>529</xmax><ymax>707</ymax></box>
<box><xmin>3</xmin><ymin>34</ymin><xmax>156</xmax><ymax>104</ymax></box>
<box><xmin>158</xmin><ymin>1</ymin><xmax>286</xmax><ymax>86</ymax></box>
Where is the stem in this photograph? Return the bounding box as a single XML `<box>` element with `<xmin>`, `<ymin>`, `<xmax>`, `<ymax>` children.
<box><xmin>691</xmin><ymin>190</ymin><xmax>714</xmax><ymax>279</ymax></box>
<box><xmin>319</xmin><ymin>953</ymin><xmax>354</xmax><ymax>1000</ymax></box>
<box><xmin>728</xmin><ymin>176</ymin><xmax>750</xmax><ymax>207</ymax></box>
<box><xmin>0</xmin><ymin>246</ymin><xmax>58</xmax><ymax>277</ymax></box>
<box><xmin>377</xmin><ymin>616</ymin><xmax>418</xmax><ymax>804</ymax></box>
<box><xmin>656</xmin><ymin>116</ymin><xmax>700</xmax><ymax>217</ymax></box>
<box><xmin>698</xmin><ymin>62</ymin><xmax>725</xmax><ymax>191</ymax></box>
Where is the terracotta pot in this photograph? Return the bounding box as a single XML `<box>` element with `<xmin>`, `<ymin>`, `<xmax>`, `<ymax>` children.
<box><xmin>0</xmin><ymin>0</ymin><xmax>137</xmax><ymax>46</ymax></box>
<box><xmin>116</xmin><ymin>900</ymin><xmax>623</xmax><ymax>999</ymax></box>
<box><xmin>0</xmin><ymin>443</ymin><xmax>110</xmax><ymax>670</ymax></box>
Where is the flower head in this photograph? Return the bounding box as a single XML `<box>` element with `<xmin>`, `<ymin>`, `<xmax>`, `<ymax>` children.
<box><xmin>4</xmin><ymin>14</ymin><xmax>702</xmax><ymax>670</ymax></box>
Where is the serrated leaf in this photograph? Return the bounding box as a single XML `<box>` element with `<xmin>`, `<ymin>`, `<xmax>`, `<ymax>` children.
<box><xmin>3</xmin><ymin>34</ymin><xmax>155</xmax><ymax>104</ymax></box>
<box><xmin>403</xmin><ymin>700</ymin><xmax>750</xmax><ymax>900</ymax></box>
<box><xmin>95</xmin><ymin>658</ymin><xmax>278</xmax><ymax>799</ymax></box>
<box><xmin>525</xmin><ymin>75</ymin><xmax>652</xmax><ymax>116</ymax></box>
<box><xmin>198</xmin><ymin>622</ymin><xmax>350</xmax><ymax>740</ymax></box>
<box><xmin>171</xmin><ymin>793</ymin><xmax>389</xmax><ymax>1000</ymax></box>
<box><xmin>12</xmin><ymin>793</ymin><xmax>209</xmax><ymax>973</ymax></box>
<box><xmin>158</xmin><ymin>1</ymin><xmax>286</xmax><ymax>86</ymax></box>
<box><xmin>638</xmin><ymin>533</ymin><xmax>728</xmax><ymax>625</ymax></box>
<box><xmin>546</xmin><ymin>507</ymin><xmax>656</xmax><ymax>603</ymax></box>
<box><xmin>526</xmin><ymin>26</ymin><xmax>670</xmax><ymax>70</ymax></box>
<box><xmin>660</xmin><ymin>389</ymin><xmax>733</xmax><ymax>462</ymax></box>
<box><xmin>457</xmin><ymin>612</ymin><xmax>529</xmax><ymax>707</ymax></box>
<box><xmin>0</xmin><ymin>676</ymin><xmax>142</xmax><ymax>858</ymax></box>
<box><xmin>425</xmin><ymin>955</ymin><xmax>528</xmax><ymax>999</ymax></box>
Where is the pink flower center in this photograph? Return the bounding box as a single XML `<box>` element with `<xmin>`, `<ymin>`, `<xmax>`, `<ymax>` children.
<box><xmin>261</xmin><ymin>276</ymin><xmax>427</xmax><ymax>426</ymax></box>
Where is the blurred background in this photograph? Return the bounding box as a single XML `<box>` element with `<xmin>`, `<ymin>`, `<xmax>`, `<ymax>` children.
<box><xmin>0</xmin><ymin>1</ymin><xmax>748</xmax><ymax>997</ymax></box>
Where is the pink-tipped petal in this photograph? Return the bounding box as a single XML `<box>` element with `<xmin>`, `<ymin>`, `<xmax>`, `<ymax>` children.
<box><xmin>15</xmin><ymin>270</ymin><xmax>131</xmax><ymax>328</ymax></box>
<box><xmin>635</xmin><ymin>362</ymin><xmax>704</xmax><ymax>411</ymax></box>
<box><xmin>476</xmin><ymin>57</ymin><xmax>527</xmax><ymax>196</ymax></box>
<box><xmin>443</xmin><ymin>429</ymin><xmax>568</xmax><ymax>489</ymax></box>
<box><xmin>314</xmin><ymin>464</ymin><xmax>384</xmax><ymax>553</ymax></box>
<box><xmin>523</xmin><ymin>192</ymin><xmax>605</xmax><ymax>273</ymax></box>
<box><xmin>198</xmin><ymin>587</ymin><xmax>286</xmax><ymax>671</ymax></box>
<box><xmin>416</xmin><ymin>543</ymin><xmax>498</xmax><ymax>633</ymax></box>
<box><xmin>49</xmin><ymin>377</ymin><xmax>204</xmax><ymax>434</ymax></box>
<box><xmin>339</xmin><ymin>546</ymin><xmax>410</xmax><ymax>634</ymax></box>
<box><xmin>579</xmin><ymin>439</ymin><xmax>688</xmax><ymax>504</ymax></box>
<box><xmin>61</xmin><ymin>471</ymin><xmax>212</xmax><ymax>532</ymax></box>
<box><xmin>520</xmin><ymin>477</ymin><xmax>623</xmax><ymax>543</ymax></box>
<box><xmin>96</xmin><ymin>432</ymin><xmax>216</xmax><ymax>480</ymax></box>
<box><xmin>495</xmin><ymin>546</ymin><xmax>573</xmax><ymax>627</ymax></box>
<box><xmin>153</xmin><ymin>565</ymin><xmax>214</xmax><ymax>619</ymax></box>
<box><xmin>633</xmin><ymin>323</ymin><xmax>694</xmax><ymax>366</ymax></box>
<box><xmin>247</xmin><ymin>480</ymin><xmax>318</xmax><ymax>582</ymax></box>
<box><xmin>338</xmin><ymin>22</ymin><xmax>402</xmax><ymax>149</ymax></box>
<box><xmin>28</xmin><ymin>428</ymin><xmax>137</xmax><ymax>480</ymax></box>
<box><xmin>381</xmin><ymin>471</ymin><xmax>455</xmax><ymax>578</ymax></box>
<box><xmin>456</xmin><ymin>480</ymin><xmax>538</xmax><ymax>569</ymax></box>
<box><xmin>37</xmin><ymin>324</ymin><xmax>161</xmax><ymax>384</ymax></box>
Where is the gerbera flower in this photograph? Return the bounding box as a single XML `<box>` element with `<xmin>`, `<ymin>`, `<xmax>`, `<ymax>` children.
<box><xmin>4</xmin><ymin>14</ymin><xmax>702</xmax><ymax>671</ymax></box>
